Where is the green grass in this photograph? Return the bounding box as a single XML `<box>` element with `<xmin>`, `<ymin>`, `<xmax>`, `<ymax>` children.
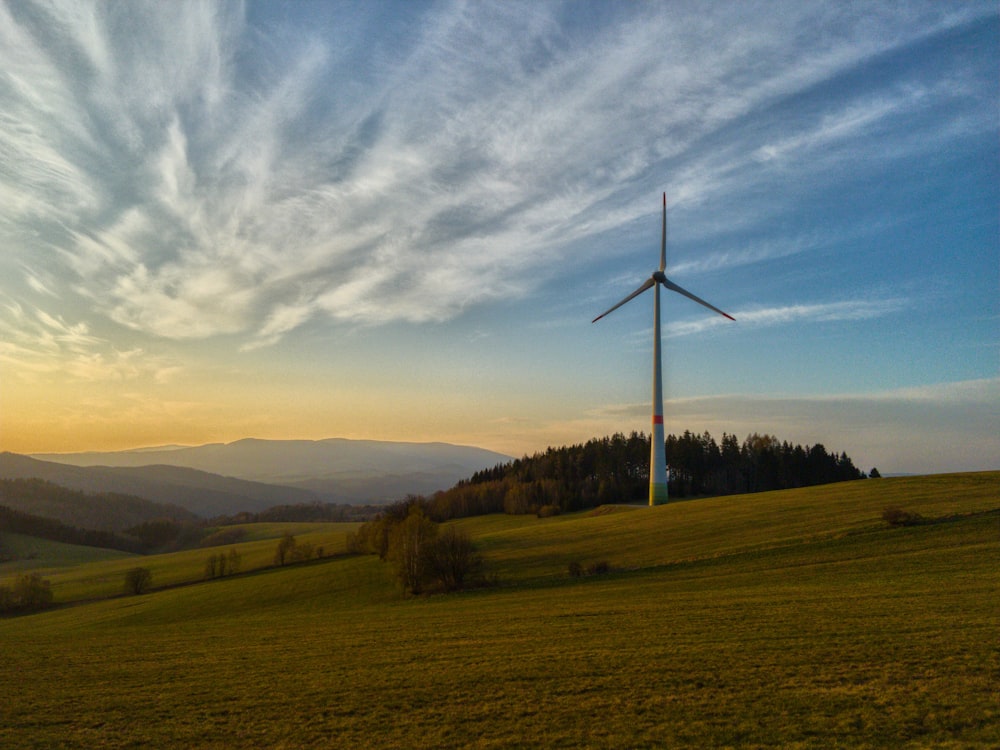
<box><xmin>219</xmin><ymin>520</ymin><xmax>359</xmax><ymax>541</ymax></box>
<box><xmin>1</xmin><ymin>472</ymin><xmax>997</xmax><ymax>748</ymax></box>
<box><xmin>0</xmin><ymin>522</ymin><xmax>361</xmax><ymax>602</ymax></box>
<box><xmin>0</xmin><ymin>533</ymin><xmax>137</xmax><ymax>571</ymax></box>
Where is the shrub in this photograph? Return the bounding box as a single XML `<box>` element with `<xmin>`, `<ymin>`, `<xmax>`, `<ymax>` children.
<box><xmin>274</xmin><ymin>533</ymin><xmax>296</xmax><ymax>566</ymax></box>
<box><xmin>883</xmin><ymin>507</ymin><xmax>925</xmax><ymax>527</ymax></box>
<box><xmin>389</xmin><ymin>507</ymin><xmax>438</xmax><ymax>594</ymax></box>
<box><xmin>290</xmin><ymin>541</ymin><xmax>315</xmax><ymax>563</ymax></box>
<box><xmin>346</xmin><ymin>530</ymin><xmax>366</xmax><ymax>554</ymax></box>
<box><xmin>587</xmin><ymin>560</ymin><xmax>611</xmax><ymax>575</ymax></box>
<box><xmin>15</xmin><ymin>572</ymin><xmax>54</xmax><ymax>609</ymax></box>
<box><xmin>354</xmin><ymin>503</ymin><xmax>495</xmax><ymax>595</ymax></box>
<box><xmin>124</xmin><ymin>567</ymin><xmax>152</xmax><ymax>595</ymax></box>
<box><xmin>569</xmin><ymin>560</ymin><xmax>611</xmax><ymax>577</ymax></box>
<box><xmin>0</xmin><ymin>575</ymin><xmax>56</xmax><ymax>614</ymax></box>
<box><xmin>536</xmin><ymin>504</ymin><xmax>561</xmax><ymax>518</ymax></box>
<box><xmin>205</xmin><ymin>554</ymin><xmax>220</xmax><ymax>579</ymax></box>
<box><xmin>424</xmin><ymin>526</ymin><xmax>484</xmax><ymax>592</ymax></box>
<box><xmin>205</xmin><ymin>549</ymin><xmax>242</xmax><ymax>579</ymax></box>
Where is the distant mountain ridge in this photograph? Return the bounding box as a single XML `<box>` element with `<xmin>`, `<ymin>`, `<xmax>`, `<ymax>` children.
<box><xmin>0</xmin><ymin>453</ymin><xmax>320</xmax><ymax>518</ymax></box>
<box><xmin>23</xmin><ymin>438</ymin><xmax>513</xmax><ymax>511</ymax></box>
<box><xmin>32</xmin><ymin>438</ymin><xmax>509</xmax><ymax>480</ymax></box>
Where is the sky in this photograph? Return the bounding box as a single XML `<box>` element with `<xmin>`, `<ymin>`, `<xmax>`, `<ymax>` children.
<box><xmin>0</xmin><ymin>0</ymin><xmax>997</xmax><ymax>475</ymax></box>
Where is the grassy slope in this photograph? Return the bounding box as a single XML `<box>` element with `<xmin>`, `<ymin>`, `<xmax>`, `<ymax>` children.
<box><xmin>1</xmin><ymin>472</ymin><xmax>997</xmax><ymax>749</ymax></box>
<box><xmin>0</xmin><ymin>522</ymin><xmax>360</xmax><ymax>602</ymax></box>
<box><xmin>461</xmin><ymin>471</ymin><xmax>1000</xmax><ymax>582</ymax></box>
<box><xmin>0</xmin><ymin>533</ymin><xmax>136</xmax><ymax>571</ymax></box>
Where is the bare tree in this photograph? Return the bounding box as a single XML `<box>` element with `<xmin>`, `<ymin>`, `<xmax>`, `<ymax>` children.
<box><xmin>388</xmin><ymin>507</ymin><xmax>437</xmax><ymax>594</ymax></box>
<box><xmin>123</xmin><ymin>567</ymin><xmax>152</xmax><ymax>595</ymax></box>
<box><xmin>274</xmin><ymin>533</ymin><xmax>296</xmax><ymax>566</ymax></box>
<box><xmin>425</xmin><ymin>526</ymin><xmax>482</xmax><ymax>592</ymax></box>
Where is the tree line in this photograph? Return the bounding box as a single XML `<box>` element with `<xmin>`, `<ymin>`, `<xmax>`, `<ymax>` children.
<box><xmin>0</xmin><ymin>503</ymin><xmax>146</xmax><ymax>554</ymax></box>
<box><xmin>0</xmin><ymin>480</ymin><xmax>379</xmax><ymax>556</ymax></box>
<box><xmin>0</xmin><ymin>499</ymin><xmax>220</xmax><ymax>555</ymax></box>
<box><xmin>414</xmin><ymin>431</ymin><xmax>866</xmax><ymax>520</ymax></box>
<box><xmin>0</xmin><ymin>481</ymin><xmax>381</xmax><ymax>559</ymax></box>
<box><xmin>208</xmin><ymin>502</ymin><xmax>381</xmax><ymax>525</ymax></box>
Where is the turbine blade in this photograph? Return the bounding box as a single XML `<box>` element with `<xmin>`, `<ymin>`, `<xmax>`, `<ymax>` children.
<box><xmin>660</xmin><ymin>192</ymin><xmax>667</xmax><ymax>272</ymax></box>
<box><xmin>592</xmin><ymin>278</ymin><xmax>655</xmax><ymax>323</ymax></box>
<box><xmin>661</xmin><ymin>277</ymin><xmax>735</xmax><ymax>320</ymax></box>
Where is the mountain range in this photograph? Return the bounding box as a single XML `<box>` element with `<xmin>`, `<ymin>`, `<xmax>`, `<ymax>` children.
<box><xmin>4</xmin><ymin>438</ymin><xmax>511</xmax><ymax>517</ymax></box>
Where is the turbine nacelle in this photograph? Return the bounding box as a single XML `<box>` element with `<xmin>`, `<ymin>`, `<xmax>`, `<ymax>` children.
<box><xmin>593</xmin><ymin>194</ymin><xmax>734</xmax><ymax>324</ymax></box>
<box><xmin>592</xmin><ymin>268</ymin><xmax>734</xmax><ymax>323</ymax></box>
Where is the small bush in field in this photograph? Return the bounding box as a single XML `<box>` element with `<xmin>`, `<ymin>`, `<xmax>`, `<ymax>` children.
<box><xmin>587</xmin><ymin>560</ymin><xmax>611</xmax><ymax>575</ymax></box>
<box><xmin>124</xmin><ymin>567</ymin><xmax>152</xmax><ymax>595</ymax></box>
<box><xmin>569</xmin><ymin>560</ymin><xmax>611</xmax><ymax>577</ymax></box>
<box><xmin>0</xmin><ymin>573</ymin><xmax>54</xmax><ymax>613</ymax></box>
<box><xmin>205</xmin><ymin>549</ymin><xmax>241</xmax><ymax>579</ymax></box>
<box><xmin>883</xmin><ymin>507</ymin><xmax>925</xmax><ymax>527</ymax></box>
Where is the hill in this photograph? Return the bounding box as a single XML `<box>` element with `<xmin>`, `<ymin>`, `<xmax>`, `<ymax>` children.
<box><xmin>0</xmin><ymin>532</ymin><xmax>137</xmax><ymax>572</ymax></box>
<box><xmin>1</xmin><ymin>472</ymin><xmax>997</xmax><ymax>748</ymax></box>
<box><xmin>30</xmin><ymin>437</ymin><xmax>513</xmax><ymax>502</ymax></box>
<box><xmin>0</xmin><ymin>498</ymin><xmax>149</xmax><ymax>554</ymax></box>
<box><xmin>0</xmin><ymin>472</ymin><xmax>197</xmax><ymax>530</ymax></box>
<box><xmin>0</xmin><ymin>453</ymin><xmax>319</xmax><ymax>517</ymax></box>
<box><xmin>433</xmin><ymin>431</ymin><xmax>866</xmax><ymax>519</ymax></box>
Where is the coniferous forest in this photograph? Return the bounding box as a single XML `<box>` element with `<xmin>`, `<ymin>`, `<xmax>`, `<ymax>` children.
<box><xmin>422</xmin><ymin>431</ymin><xmax>865</xmax><ymax>520</ymax></box>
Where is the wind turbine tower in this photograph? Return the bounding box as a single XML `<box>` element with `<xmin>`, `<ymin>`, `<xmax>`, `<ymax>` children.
<box><xmin>593</xmin><ymin>193</ymin><xmax>734</xmax><ymax>506</ymax></box>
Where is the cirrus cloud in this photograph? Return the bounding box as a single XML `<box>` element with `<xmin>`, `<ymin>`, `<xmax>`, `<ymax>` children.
<box><xmin>1</xmin><ymin>0</ymin><xmax>993</xmax><ymax>358</ymax></box>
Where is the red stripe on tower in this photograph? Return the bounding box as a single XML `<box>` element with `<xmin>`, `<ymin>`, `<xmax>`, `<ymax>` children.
<box><xmin>652</xmin><ymin>415</ymin><xmax>664</xmax><ymax>424</ymax></box>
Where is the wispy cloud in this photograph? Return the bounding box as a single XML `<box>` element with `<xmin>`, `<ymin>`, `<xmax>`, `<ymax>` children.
<box><xmin>0</xmin><ymin>0</ymin><xmax>994</xmax><ymax>358</ymax></box>
<box><xmin>0</xmin><ymin>301</ymin><xmax>180</xmax><ymax>383</ymax></box>
<box><xmin>667</xmin><ymin>297</ymin><xmax>909</xmax><ymax>337</ymax></box>
<box><xmin>670</xmin><ymin>233</ymin><xmax>825</xmax><ymax>275</ymax></box>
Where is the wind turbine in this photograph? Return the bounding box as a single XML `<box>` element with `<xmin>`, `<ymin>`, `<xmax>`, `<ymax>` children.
<box><xmin>593</xmin><ymin>193</ymin><xmax>734</xmax><ymax>506</ymax></box>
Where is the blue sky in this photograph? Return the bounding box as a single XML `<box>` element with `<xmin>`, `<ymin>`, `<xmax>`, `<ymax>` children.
<box><xmin>0</xmin><ymin>0</ymin><xmax>997</xmax><ymax>474</ymax></box>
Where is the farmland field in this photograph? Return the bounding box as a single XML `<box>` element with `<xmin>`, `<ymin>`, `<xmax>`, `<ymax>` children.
<box><xmin>2</xmin><ymin>522</ymin><xmax>360</xmax><ymax>603</ymax></box>
<box><xmin>1</xmin><ymin>473</ymin><xmax>998</xmax><ymax>748</ymax></box>
<box><xmin>0</xmin><ymin>533</ymin><xmax>135</xmax><ymax>572</ymax></box>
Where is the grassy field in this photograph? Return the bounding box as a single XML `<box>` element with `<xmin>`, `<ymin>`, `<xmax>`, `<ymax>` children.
<box><xmin>1</xmin><ymin>472</ymin><xmax>997</xmax><ymax>748</ymax></box>
<box><xmin>1</xmin><ymin>522</ymin><xmax>360</xmax><ymax>603</ymax></box>
<box><xmin>0</xmin><ymin>533</ymin><xmax>135</xmax><ymax>572</ymax></box>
